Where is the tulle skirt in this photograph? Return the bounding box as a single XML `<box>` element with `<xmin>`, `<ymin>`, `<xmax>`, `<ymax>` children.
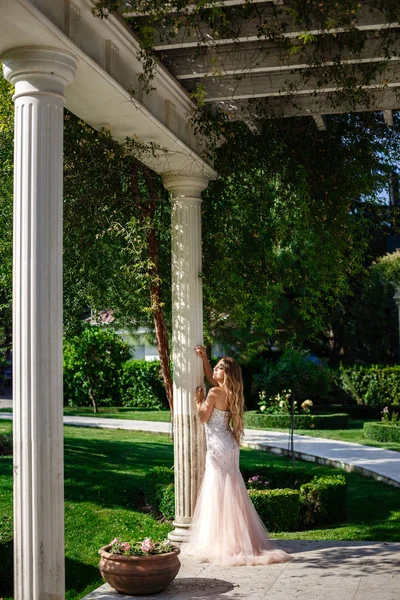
<box><xmin>182</xmin><ymin>457</ymin><xmax>292</xmax><ymax>567</ymax></box>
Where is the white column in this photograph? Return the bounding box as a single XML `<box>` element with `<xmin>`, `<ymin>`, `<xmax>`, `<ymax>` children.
<box><xmin>2</xmin><ymin>47</ymin><xmax>77</xmax><ymax>600</ymax></box>
<box><xmin>163</xmin><ymin>174</ymin><xmax>209</xmax><ymax>542</ymax></box>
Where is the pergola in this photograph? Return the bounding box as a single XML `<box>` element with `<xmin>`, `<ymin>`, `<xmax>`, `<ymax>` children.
<box><xmin>1</xmin><ymin>1</ymin><xmax>399</xmax><ymax>599</ymax></box>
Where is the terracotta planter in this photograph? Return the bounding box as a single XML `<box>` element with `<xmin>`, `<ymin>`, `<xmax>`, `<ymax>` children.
<box><xmin>98</xmin><ymin>545</ymin><xmax>181</xmax><ymax>595</ymax></box>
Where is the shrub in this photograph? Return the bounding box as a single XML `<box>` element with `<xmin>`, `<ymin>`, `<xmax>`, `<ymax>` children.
<box><xmin>142</xmin><ymin>466</ymin><xmax>174</xmax><ymax>516</ymax></box>
<box><xmin>339</xmin><ymin>365</ymin><xmax>400</xmax><ymax>409</ymax></box>
<box><xmin>244</xmin><ymin>412</ymin><xmax>349</xmax><ymax>430</ymax></box>
<box><xmin>158</xmin><ymin>483</ymin><xmax>175</xmax><ymax>520</ymax></box>
<box><xmin>249</xmin><ymin>489</ymin><xmax>300</xmax><ymax>532</ymax></box>
<box><xmin>120</xmin><ymin>360</ymin><xmax>168</xmax><ymax>410</ymax></box>
<box><xmin>0</xmin><ymin>515</ymin><xmax>13</xmax><ymax>596</ymax></box>
<box><xmin>63</xmin><ymin>326</ymin><xmax>131</xmax><ymax>411</ymax></box>
<box><xmin>299</xmin><ymin>475</ymin><xmax>347</xmax><ymax>528</ymax></box>
<box><xmin>0</xmin><ymin>432</ymin><xmax>12</xmax><ymax>456</ymax></box>
<box><xmin>241</xmin><ymin>465</ymin><xmax>313</xmax><ymax>489</ymax></box>
<box><xmin>363</xmin><ymin>422</ymin><xmax>400</xmax><ymax>443</ymax></box>
<box><xmin>253</xmin><ymin>349</ymin><xmax>334</xmax><ymax>405</ymax></box>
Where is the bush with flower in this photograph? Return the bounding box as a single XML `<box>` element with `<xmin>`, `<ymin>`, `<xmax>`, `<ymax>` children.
<box><xmin>301</xmin><ymin>399</ymin><xmax>313</xmax><ymax>414</ymax></box>
<box><xmin>247</xmin><ymin>475</ymin><xmax>269</xmax><ymax>490</ymax></box>
<box><xmin>257</xmin><ymin>388</ymin><xmax>315</xmax><ymax>416</ymax></box>
<box><xmin>108</xmin><ymin>537</ymin><xmax>177</xmax><ymax>556</ymax></box>
<box><xmin>381</xmin><ymin>406</ymin><xmax>399</xmax><ymax>425</ymax></box>
<box><xmin>258</xmin><ymin>389</ymin><xmax>293</xmax><ymax>415</ymax></box>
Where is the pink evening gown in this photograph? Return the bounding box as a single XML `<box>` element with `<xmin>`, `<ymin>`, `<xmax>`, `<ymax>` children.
<box><xmin>182</xmin><ymin>407</ymin><xmax>292</xmax><ymax>566</ymax></box>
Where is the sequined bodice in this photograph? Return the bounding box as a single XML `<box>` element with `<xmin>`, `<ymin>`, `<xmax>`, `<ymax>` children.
<box><xmin>204</xmin><ymin>407</ymin><xmax>239</xmax><ymax>478</ymax></box>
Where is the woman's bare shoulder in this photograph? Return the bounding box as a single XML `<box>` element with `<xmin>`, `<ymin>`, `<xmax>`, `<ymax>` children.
<box><xmin>209</xmin><ymin>386</ymin><xmax>226</xmax><ymax>396</ymax></box>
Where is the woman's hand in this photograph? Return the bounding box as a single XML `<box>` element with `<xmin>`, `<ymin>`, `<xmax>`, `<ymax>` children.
<box><xmin>195</xmin><ymin>345</ymin><xmax>207</xmax><ymax>359</ymax></box>
<box><xmin>196</xmin><ymin>385</ymin><xmax>205</xmax><ymax>404</ymax></box>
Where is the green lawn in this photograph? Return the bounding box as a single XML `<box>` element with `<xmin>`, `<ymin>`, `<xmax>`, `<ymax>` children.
<box><xmin>1</xmin><ymin>419</ymin><xmax>400</xmax><ymax>599</ymax></box>
<box><xmin>1</xmin><ymin>407</ymin><xmax>399</xmax><ymax>451</ymax></box>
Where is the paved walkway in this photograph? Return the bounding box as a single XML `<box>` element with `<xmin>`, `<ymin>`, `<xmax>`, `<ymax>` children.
<box><xmin>82</xmin><ymin>541</ymin><xmax>400</xmax><ymax>600</ymax></box>
<box><xmin>1</xmin><ymin>405</ymin><xmax>399</xmax><ymax>486</ymax></box>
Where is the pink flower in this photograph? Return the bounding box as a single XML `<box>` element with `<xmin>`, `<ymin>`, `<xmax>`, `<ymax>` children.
<box><xmin>110</xmin><ymin>537</ymin><xmax>118</xmax><ymax>546</ymax></box>
<box><xmin>141</xmin><ymin>538</ymin><xmax>154</xmax><ymax>553</ymax></box>
<box><xmin>120</xmin><ymin>542</ymin><xmax>131</xmax><ymax>552</ymax></box>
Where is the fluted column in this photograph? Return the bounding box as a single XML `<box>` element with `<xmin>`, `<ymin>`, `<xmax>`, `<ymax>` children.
<box><xmin>2</xmin><ymin>47</ymin><xmax>77</xmax><ymax>600</ymax></box>
<box><xmin>163</xmin><ymin>174</ymin><xmax>209</xmax><ymax>542</ymax></box>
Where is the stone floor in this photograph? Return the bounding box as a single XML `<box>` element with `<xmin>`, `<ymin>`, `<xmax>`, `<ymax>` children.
<box><xmin>82</xmin><ymin>541</ymin><xmax>400</xmax><ymax>600</ymax></box>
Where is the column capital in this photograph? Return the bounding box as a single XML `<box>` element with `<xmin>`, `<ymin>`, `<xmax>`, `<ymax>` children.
<box><xmin>162</xmin><ymin>173</ymin><xmax>210</xmax><ymax>199</ymax></box>
<box><xmin>2</xmin><ymin>46</ymin><xmax>77</xmax><ymax>99</ymax></box>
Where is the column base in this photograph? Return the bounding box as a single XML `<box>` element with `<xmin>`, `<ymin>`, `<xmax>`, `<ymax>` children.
<box><xmin>168</xmin><ymin>520</ymin><xmax>191</xmax><ymax>543</ymax></box>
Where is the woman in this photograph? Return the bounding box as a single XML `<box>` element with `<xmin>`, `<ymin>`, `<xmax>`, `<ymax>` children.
<box><xmin>183</xmin><ymin>345</ymin><xmax>291</xmax><ymax>566</ymax></box>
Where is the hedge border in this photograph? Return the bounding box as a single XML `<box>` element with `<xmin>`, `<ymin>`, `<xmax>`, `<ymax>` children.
<box><xmin>244</xmin><ymin>412</ymin><xmax>349</xmax><ymax>430</ymax></box>
<box><xmin>0</xmin><ymin>514</ymin><xmax>13</xmax><ymax>596</ymax></box>
<box><xmin>249</xmin><ymin>488</ymin><xmax>300</xmax><ymax>532</ymax></box>
<box><xmin>363</xmin><ymin>422</ymin><xmax>400</xmax><ymax>443</ymax></box>
<box><xmin>144</xmin><ymin>466</ymin><xmax>347</xmax><ymax>532</ymax></box>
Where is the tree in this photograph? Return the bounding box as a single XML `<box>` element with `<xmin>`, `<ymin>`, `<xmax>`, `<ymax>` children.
<box><xmin>0</xmin><ymin>76</ymin><xmax>13</xmax><ymax>340</ymax></box>
<box><xmin>63</xmin><ymin>325</ymin><xmax>131</xmax><ymax>412</ymax></box>
<box><xmin>201</xmin><ymin>113</ymin><xmax>400</xmax><ymax>357</ymax></box>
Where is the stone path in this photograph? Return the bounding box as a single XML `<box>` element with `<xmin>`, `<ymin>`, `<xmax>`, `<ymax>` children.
<box><xmin>82</xmin><ymin>541</ymin><xmax>400</xmax><ymax>600</ymax></box>
<box><xmin>1</xmin><ymin>408</ymin><xmax>399</xmax><ymax>486</ymax></box>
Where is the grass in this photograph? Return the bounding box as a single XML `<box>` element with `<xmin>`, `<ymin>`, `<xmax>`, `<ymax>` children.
<box><xmin>1</xmin><ymin>406</ymin><xmax>399</xmax><ymax>451</ymax></box>
<box><xmin>1</xmin><ymin>419</ymin><xmax>400</xmax><ymax>599</ymax></box>
<box><xmin>0</xmin><ymin>406</ymin><xmax>172</xmax><ymax>422</ymax></box>
<box><xmin>4</xmin><ymin>406</ymin><xmax>397</xmax><ymax>451</ymax></box>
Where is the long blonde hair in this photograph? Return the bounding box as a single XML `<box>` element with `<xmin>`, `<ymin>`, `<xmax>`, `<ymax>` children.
<box><xmin>220</xmin><ymin>357</ymin><xmax>245</xmax><ymax>444</ymax></box>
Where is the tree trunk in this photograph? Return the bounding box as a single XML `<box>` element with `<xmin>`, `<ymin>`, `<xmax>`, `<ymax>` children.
<box><xmin>88</xmin><ymin>382</ymin><xmax>98</xmax><ymax>414</ymax></box>
<box><xmin>290</xmin><ymin>394</ymin><xmax>295</xmax><ymax>468</ymax></box>
<box><xmin>131</xmin><ymin>163</ymin><xmax>174</xmax><ymax>413</ymax></box>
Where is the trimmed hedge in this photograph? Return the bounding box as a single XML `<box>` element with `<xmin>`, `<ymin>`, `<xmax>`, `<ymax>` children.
<box><xmin>120</xmin><ymin>360</ymin><xmax>168</xmax><ymax>410</ymax></box>
<box><xmin>244</xmin><ymin>412</ymin><xmax>349</xmax><ymax>430</ymax></box>
<box><xmin>159</xmin><ymin>483</ymin><xmax>175</xmax><ymax>520</ymax></box>
<box><xmin>0</xmin><ymin>432</ymin><xmax>12</xmax><ymax>456</ymax></box>
<box><xmin>142</xmin><ymin>466</ymin><xmax>174</xmax><ymax>516</ymax></box>
<box><xmin>144</xmin><ymin>465</ymin><xmax>347</xmax><ymax>532</ymax></box>
<box><xmin>363</xmin><ymin>422</ymin><xmax>400</xmax><ymax>443</ymax></box>
<box><xmin>249</xmin><ymin>489</ymin><xmax>300</xmax><ymax>532</ymax></box>
<box><xmin>299</xmin><ymin>475</ymin><xmax>347</xmax><ymax>528</ymax></box>
<box><xmin>340</xmin><ymin>365</ymin><xmax>400</xmax><ymax>409</ymax></box>
<box><xmin>241</xmin><ymin>465</ymin><xmax>313</xmax><ymax>489</ymax></box>
<box><xmin>0</xmin><ymin>515</ymin><xmax>13</xmax><ymax>596</ymax></box>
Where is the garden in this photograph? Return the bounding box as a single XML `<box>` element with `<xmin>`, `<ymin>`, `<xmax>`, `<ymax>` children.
<box><xmin>55</xmin><ymin>328</ymin><xmax>400</xmax><ymax>453</ymax></box>
<box><xmin>1</xmin><ymin>419</ymin><xmax>400</xmax><ymax>600</ymax></box>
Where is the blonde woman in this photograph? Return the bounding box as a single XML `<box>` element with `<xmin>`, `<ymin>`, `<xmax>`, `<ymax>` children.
<box><xmin>182</xmin><ymin>345</ymin><xmax>291</xmax><ymax>566</ymax></box>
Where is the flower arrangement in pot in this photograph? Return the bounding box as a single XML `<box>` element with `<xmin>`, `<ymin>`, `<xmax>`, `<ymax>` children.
<box><xmin>98</xmin><ymin>537</ymin><xmax>181</xmax><ymax>595</ymax></box>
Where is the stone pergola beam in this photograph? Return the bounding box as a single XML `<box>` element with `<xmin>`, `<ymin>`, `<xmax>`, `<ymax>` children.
<box><xmin>182</xmin><ymin>62</ymin><xmax>400</xmax><ymax>102</ymax></box>
<box><xmin>162</xmin><ymin>36</ymin><xmax>400</xmax><ymax>80</ymax></box>
<box><xmin>150</xmin><ymin>1</ymin><xmax>399</xmax><ymax>50</ymax></box>
<box><xmin>219</xmin><ymin>88</ymin><xmax>400</xmax><ymax>120</ymax></box>
<box><xmin>218</xmin><ymin>88</ymin><xmax>400</xmax><ymax>122</ymax></box>
<box><xmin>0</xmin><ymin>0</ymin><xmax>216</xmax><ymax>178</ymax></box>
<box><xmin>123</xmin><ymin>0</ymin><xmax>275</xmax><ymax>16</ymax></box>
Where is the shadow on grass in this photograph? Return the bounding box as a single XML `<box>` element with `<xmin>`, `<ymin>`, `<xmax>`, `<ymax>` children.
<box><xmin>65</xmin><ymin>556</ymin><xmax>103</xmax><ymax>598</ymax></box>
<box><xmin>64</xmin><ymin>435</ymin><xmax>173</xmax><ymax>509</ymax></box>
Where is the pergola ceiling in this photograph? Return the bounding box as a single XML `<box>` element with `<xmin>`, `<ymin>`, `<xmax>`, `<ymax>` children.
<box><xmin>121</xmin><ymin>0</ymin><xmax>400</xmax><ymax>127</ymax></box>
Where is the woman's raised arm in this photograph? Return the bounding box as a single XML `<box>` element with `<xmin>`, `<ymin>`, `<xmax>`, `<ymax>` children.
<box><xmin>195</xmin><ymin>345</ymin><xmax>218</xmax><ymax>386</ymax></box>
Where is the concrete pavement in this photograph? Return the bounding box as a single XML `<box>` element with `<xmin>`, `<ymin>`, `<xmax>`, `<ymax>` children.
<box><xmin>82</xmin><ymin>541</ymin><xmax>400</xmax><ymax>600</ymax></box>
